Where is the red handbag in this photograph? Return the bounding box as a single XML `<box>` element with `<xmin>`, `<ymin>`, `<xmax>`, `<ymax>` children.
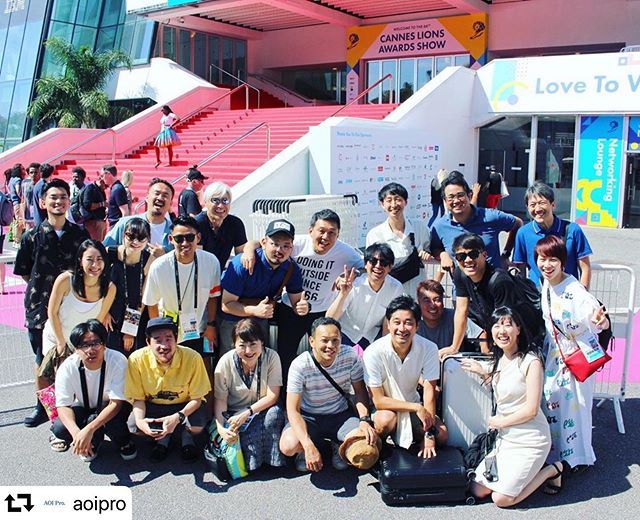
<box><xmin>547</xmin><ymin>289</ymin><xmax>611</xmax><ymax>383</ymax></box>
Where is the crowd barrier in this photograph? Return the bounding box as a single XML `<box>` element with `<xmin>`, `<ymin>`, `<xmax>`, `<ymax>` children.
<box><xmin>589</xmin><ymin>263</ymin><xmax>636</xmax><ymax>434</ymax></box>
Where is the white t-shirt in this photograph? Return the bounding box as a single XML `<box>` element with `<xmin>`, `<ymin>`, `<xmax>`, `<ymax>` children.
<box><xmin>56</xmin><ymin>348</ymin><xmax>128</xmax><ymax>409</ymax></box>
<box><xmin>339</xmin><ymin>274</ymin><xmax>404</xmax><ymax>343</ymax></box>
<box><xmin>150</xmin><ymin>221</ymin><xmax>165</xmax><ymax>246</ymax></box>
<box><xmin>160</xmin><ymin>113</ymin><xmax>177</xmax><ymax>130</ymax></box>
<box><xmin>363</xmin><ymin>333</ymin><xmax>439</xmax><ymax>404</ymax></box>
<box><xmin>365</xmin><ymin>217</ymin><xmax>430</xmax><ymax>297</ymax></box>
<box><xmin>282</xmin><ymin>235</ymin><xmax>363</xmax><ymax>312</ymax></box>
<box><xmin>143</xmin><ymin>249</ymin><xmax>221</xmax><ymax>341</ymax></box>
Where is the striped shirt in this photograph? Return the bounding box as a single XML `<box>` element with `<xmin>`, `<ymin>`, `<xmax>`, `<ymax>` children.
<box><xmin>287</xmin><ymin>348</ymin><xmax>363</xmax><ymax>416</ymax></box>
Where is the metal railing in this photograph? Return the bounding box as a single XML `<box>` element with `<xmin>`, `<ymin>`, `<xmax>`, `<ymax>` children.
<box><xmin>210</xmin><ymin>64</ymin><xmax>260</xmax><ymax>109</ymax></box>
<box><xmin>44</xmin><ymin>128</ymin><xmax>116</xmax><ymax>166</ymax></box>
<box><xmin>248</xmin><ymin>72</ymin><xmax>315</xmax><ymax>107</ymax></box>
<box><xmin>331</xmin><ymin>73</ymin><xmax>393</xmax><ymax>117</ymax></box>
<box><xmin>133</xmin><ymin>121</ymin><xmax>271</xmax><ymax>214</ymax></box>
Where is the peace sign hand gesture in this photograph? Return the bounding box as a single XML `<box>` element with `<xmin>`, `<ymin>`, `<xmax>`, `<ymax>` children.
<box><xmin>335</xmin><ymin>265</ymin><xmax>357</xmax><ymax>294</ymax></box>
<box><xmin>591</xmin><ymin>305</ymin><xmax>610</xmax><ymax>331</ymax></box>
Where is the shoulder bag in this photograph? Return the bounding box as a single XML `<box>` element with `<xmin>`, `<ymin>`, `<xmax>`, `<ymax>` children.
<box><xmin>389</xmin><ymin>232</ymin><xmax>423</xmax><ymax>284</ymax></box>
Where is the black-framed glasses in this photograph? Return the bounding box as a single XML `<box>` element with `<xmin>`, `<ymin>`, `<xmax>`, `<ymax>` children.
<box><xmin>210</xmin><ymin>197</ymin><xmax>230</xmax><ymax>206</ymax></box>
<box><xmin>125</xmin><ymin>232</ymin><xmax>149</xmax><ymax>243</ymax></box>
<box><xmin>368</xmin><ymin>257</ymin><xmax>392</xmax><ymax>268</ymax></box>
<box><xmin>77</xmin><ymin>340</ymin><xmax>104</xmax><ymax>351</ymax></box>
<box><xmin>173</xmin><ymin>233</ymin><xmax>196</xmax><ymax>244</ymax></box>
<box><xmin>454</xmin><ymin>250</ymin><xmax>481</xmax><ymax>262</ymax></box>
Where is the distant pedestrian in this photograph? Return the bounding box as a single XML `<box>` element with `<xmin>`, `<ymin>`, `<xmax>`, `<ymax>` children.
<box><xmin>81</xmin><ymin>166</ymin><xmax>114</xmax><ymax>240</ymax></box>
<box><xmin>121</xmin><ymin>170</ymin><xmax>135</xmax><ymax>214</ymax></box>
<box><xmin>21</xmin><ymin>162</ymin><xmax>40</xmax><ymax>228</ymax></box>
<box><xmin>70</xmin><ymin>167</ymin><xmax>86</xmax><ymax>204</ymax></box>
<box><xmin>428</xmin><ymin>168</ymin><xmax>447</xmax><ymax>227</ymax></box>
<box><xmin>178</xmin><ymin>167</ymin><xmax>207</xmax><ymax>218</ymax></box>
<box><xmin>154</xmin><ymin>105</ymin><xmax>181</xmax><ymax>168</ymax></box>
<box><xmin>32</xmin><ymin>163</ymin><xmax>54</xmax><ymax>227</ymax></box>
<box><xmin>106</xmin><ymin>164</ymin><xmax>130</xmax><ymax>228</ymax></box>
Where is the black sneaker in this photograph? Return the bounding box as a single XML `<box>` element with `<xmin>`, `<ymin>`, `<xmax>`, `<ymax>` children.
<box><xmin>120</xmin><ymin>441</ymin><xmax>138</xmax><ymax>461</ymax></box>
<box><xmin>149</xmin><ymin>443</ymin><xmax>170</xmax><ymax>463</ymax></box>
<box><xmin>24</xmin><ymin>406</ymin><xmax>48</xmax><ymax>428</ymax></box>
<box><xmin>181</xmin><ymin>443</ymin><xmax>198</xmax><ymax>463</ymax></box>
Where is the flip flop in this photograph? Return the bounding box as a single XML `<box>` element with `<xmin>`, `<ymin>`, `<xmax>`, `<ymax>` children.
<box><xmin>542</xmin><ymin>462</ymin><xmax>564</xmax><ymax>495</ymax></box>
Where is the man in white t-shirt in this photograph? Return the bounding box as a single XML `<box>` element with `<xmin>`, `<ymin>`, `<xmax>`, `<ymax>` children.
<box><xmin>326</xmin><ymin>242</ymin><xmax>403</xmax><ymax>349</ymax></box>
<box><xmin>143</xmin><ymin>215</ymin><xmax>221</xmax><ymax>356</ymax></box>
<box><xmin>276</xmin><ymin>209</ymin><xmax>363</xmax><ymax>379</ymax></box>
<box><xmin>51</xmin><ymin>320</ymin><xmax>136</xmax><ymax>462</ymax></box>
<box><xmin>363</xmin><ymin>295</ymin><xmax>448</xmax><ymax>458</ymax></box>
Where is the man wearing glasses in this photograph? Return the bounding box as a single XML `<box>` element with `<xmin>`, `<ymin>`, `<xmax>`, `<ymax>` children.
<box><xmin>326</xmin><ymin>243</ymin><xmax>403</xmax><ymax>350</ymax></box>
<box><xmin>142</xmin><ymin>215</ymin><xmax>221</xmax><ymax>354</ymax></box>
<box><xmin>439</xmin><ymin>232</ymin><xmax>541</xmax><ymax>360</ymax></box>
<box><xmin>104</xmin><ymin>177</ymin><xmax>175</xmax><ymax>255</ymax></box>
<box><xmin>220</xmin><ymin>219</ymin><xmax>307</xmax><ymax>355</ymax></box>
<box><xmin>430</xmin><ymin>173</ymin><xmax>522</xmax><ymax>274</ymax></box>
<box><xmin>51</xmin><ymin>320</ymin><xmax>136</xmax><ymax>462</ymax></box>
<box><xmin>195</xmin><ymin>181</ymin><xmax>248</xmax><ymax>269</ymax></box>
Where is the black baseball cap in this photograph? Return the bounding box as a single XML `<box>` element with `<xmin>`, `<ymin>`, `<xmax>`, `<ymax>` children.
<box><xmin>265</xmin><ymin>219</ymin><xmax>295</xmax><ymax>239</ymax></box>
<box><xmin>145</xmin><ymin>317</ymin><xmax>178</xmax><ymax>337</ymax></box>
<box><xmin>187</xmin><ymin>169</ymin><xmax>207</xmax><ymax>181</ymax></box>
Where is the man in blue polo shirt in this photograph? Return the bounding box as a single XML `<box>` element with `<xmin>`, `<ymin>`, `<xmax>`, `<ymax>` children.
<box><xmin>220</xmin><ymin>219</ymin><xmax>309</xmax><ymax>354</ymax></box>
<box><xmin>513</xmin><ymin>181</ymin><xmax>592</xmax><ymax>288</ymax></box>
<box><xmin>430</xmin><ymin>173</ymin><xmax>522</xmax><ymax>272</ymax></box>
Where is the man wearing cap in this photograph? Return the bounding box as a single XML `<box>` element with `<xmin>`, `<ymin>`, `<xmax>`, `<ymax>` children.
<box><xmin>279</xmin><ymin>317</ymin><xmax>380</xmax><ymax>472</ymax></box>
<box><xmin>220</xmin><ymin>219</ymin><xmax>308</xmax><ymax>355</ymax></box>
<box><xmin>178</xmin><ymin>167</ymin><xmax>207</xmax><ymax>218</ymax></box>
<box><xmin>125</xmin><ymin>317</ymin><xmax>211</xmax><ymax>462</ymax></box>
<box><xmin>363</xmin><ymin>296</ymin><xmax>448</xmax><ymax>459</ymax></box>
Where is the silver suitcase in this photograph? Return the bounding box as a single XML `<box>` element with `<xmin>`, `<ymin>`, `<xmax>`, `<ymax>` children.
<box><xmin>441</xmin><ymin>353</ymin><xmax>494</xmax><ymax>450</ymax></box>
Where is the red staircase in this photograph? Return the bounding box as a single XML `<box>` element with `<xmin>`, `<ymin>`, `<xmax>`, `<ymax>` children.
<box><xmin>55</xmin><ymin>103</ymin><xmax>397</xmax><ymax>209</ymax></box>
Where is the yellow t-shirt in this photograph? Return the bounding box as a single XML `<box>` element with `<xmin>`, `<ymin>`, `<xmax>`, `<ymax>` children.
<box><xmin>125</xmin><ymin>346</ymin><xmax>211</xmax><ymax>405</ymax></box>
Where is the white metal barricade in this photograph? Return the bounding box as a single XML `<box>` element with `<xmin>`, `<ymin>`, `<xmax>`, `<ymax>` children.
<box><xmin>589</xmin><ymin>263</ymin><xmax>636</xmax><ymax>434</ymax></box>
<box><xmin>250</xmin><ymin>194</ymin><xmax>360</xmax><ymax>248</ymax></box>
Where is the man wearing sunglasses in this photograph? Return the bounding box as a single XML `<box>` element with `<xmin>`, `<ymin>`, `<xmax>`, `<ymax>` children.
<box><xmin>439</xmin><ymin>232</ymin><xmax>540</xmax><ymax>360</ymax></box>
<box><xmin>326</xmin><ymin>243</ymin><xmax>403</xmax><ymax>349</ymax></box>
<box><xmin>142</xmin><ymin>216</ymin><xmax>221</xmax><ymax>355</ymax></box>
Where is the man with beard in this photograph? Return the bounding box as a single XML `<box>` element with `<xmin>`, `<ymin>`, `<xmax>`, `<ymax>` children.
<box><xmin>104</xmin><ymin>177</ymin><xmax>174</xmax><ymax>256</ymax></box>
<box><xmin>220</xmin><ymin>219</ymin><xmax>307</xmax><ymax>355</ymax></box>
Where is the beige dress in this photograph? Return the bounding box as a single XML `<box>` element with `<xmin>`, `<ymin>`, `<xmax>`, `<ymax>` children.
<box><xmin>473</xmin><ymin>352</ymin><xmax>551</xmax><ymax>497</ymax></box>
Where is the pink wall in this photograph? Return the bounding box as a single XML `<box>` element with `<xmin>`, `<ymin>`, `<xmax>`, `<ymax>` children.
<box><xmin>489</xmin><ymin>0</ymin><xmax>640</xmax><ymax>52</ymax></box>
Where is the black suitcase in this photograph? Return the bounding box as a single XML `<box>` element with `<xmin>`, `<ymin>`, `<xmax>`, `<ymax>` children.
<box><xmin>378</xmin><ymin>446</ymin><xmax>473</xmax><ymax>506</ymax></box>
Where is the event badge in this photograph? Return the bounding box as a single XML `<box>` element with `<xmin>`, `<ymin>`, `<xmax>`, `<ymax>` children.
<box><xmin>180</xmin><ymin>311</ymin><xmax>200</xmax><ymax>341</ymax></box>
<box><xmin>203</xmin><ymin>337</ymin><xmax>214</xmax><ymax>354</ymax></box>
<box><xmin>121</xmin><ymin>307</ymin><xmax>141</xmax><ymax>336</ymax></box>
<box><xmin>576</xmin><ymin>335</ymin><xmax>605</xmax><ymax>363</ymax></box>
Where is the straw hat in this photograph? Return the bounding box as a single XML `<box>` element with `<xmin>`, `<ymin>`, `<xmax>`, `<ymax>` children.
<box><xmin>338</xmin><ymin>434</ymin><xmax>382</xmax><ymax>470</ymax></box>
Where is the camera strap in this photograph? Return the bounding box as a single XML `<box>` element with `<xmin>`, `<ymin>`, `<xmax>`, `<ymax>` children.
<box><xmin>79</xmin><ymin>360</ymin><xmax>106</xmax><ymax>413</ymax></box>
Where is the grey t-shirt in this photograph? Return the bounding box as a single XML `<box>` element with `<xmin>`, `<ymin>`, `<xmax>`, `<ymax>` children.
<box><xmin>417</xmin><ymin>308</ymin><xmax>482</xmax><ymax>349</ymax></box>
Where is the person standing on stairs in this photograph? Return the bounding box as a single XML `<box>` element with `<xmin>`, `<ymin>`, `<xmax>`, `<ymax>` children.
<box><xmin>178</xmin><ymin>168</ymin><xmax>207</xmax><ymax>218</ymax></box>
<box><xmin>154</xmin><ymin>105</ymin><xmax>181</xmax><ymax>168</ymax></box>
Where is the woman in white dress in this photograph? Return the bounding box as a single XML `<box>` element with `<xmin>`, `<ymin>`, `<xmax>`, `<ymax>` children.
<box><xmin>462</xmin><ymin>307</ymin><xmax>560</xmax><ymax>508</ymax></box>
<box><xmin>365</xmin><ymin>182</ymin><xmax>430</xmax><ymax>297</ymax></box>
<box><xmin>154</xmin><ymin>105</ymin><xmax>181</xmax><ymax>167</ymax></box>
<box><xmin>535</xmin><ymin>235</ymin><xmax>610</xmax><ymax>493</ymax></box>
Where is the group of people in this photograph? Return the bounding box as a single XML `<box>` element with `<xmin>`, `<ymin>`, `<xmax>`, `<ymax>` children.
<box><xmin>3</xmin><ymin>161</ymin><xmax>609</xmax><ymax>508</ymax></box>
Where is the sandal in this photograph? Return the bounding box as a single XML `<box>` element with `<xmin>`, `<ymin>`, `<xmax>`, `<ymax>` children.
<box><xmin>542</xmin><ymin>462</ymin><xmax>564</xmax><ymax>495</ymax></box>
<box><xmin>49</xmin><ymin>434</ymin><xmax>69</xmax><ymax>453</ymax></box>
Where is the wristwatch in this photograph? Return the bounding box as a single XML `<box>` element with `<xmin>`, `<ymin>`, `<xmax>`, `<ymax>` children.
<box><xmin>359</xmin><ymin>415</ymin><xmax>374</xmax><ymax>426</ymax></box>
<box><xmin>177</xmin><ymin>411</ymin><xmax>186</xmax><ymax>425</ymax></box>
<box><xmin>207</xmin><ymin>321</ymin><xmax>217</xmax><ymax>327</ymax></box>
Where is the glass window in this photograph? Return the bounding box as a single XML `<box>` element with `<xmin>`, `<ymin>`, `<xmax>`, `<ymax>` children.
<box><xmin>208</xmin><ymin>35</ymin><xmax>219</xmax><ymax>82</ymax></box>
<box><xmin>235</xmin><ymin>39</ymin><xmax>246</xmax><ymax>80</ymax></box>
<box><xmin>416</xmin><ymin>57</ymin><xmax>433</xmax><ymax>90</ymax></box>
<box><xmin>120</xmin><ymin>21</ymin><xmax>135</xmax><ymax>54</ymax></box>
<box><xmin>454</xmin><ymin>54</ymin><xmax>470</xmax><ymax>67</ymax></box>
<box><xmin>222</xmin><ymin>38</ymin><xmax>233</xmax><ymax>80</ymax></box>
<box><xmin>536</xmin><ymin>116</ymin><xmax>576</xmax><ymax>218</ymax></box>
<box><xmin>17</xmin><ymin>17</ymin><xmax>45</xmax><ymax>80</ymax></box>
<box><xmin>435</xmin><ymin>56</ymin><xmax>453</xmax><ymax>76</ymax></box>
<box><xmin>7</xmin><ymin>79</ymin><xmax>30</xmax><ymax>139</ymax></box>
<box><xmin>0</xmin><ymin>81</ymin><xmax>13</xmax><ymax>141</ymax></box>
<box><xmin>102</xmin><ymin>0</ymin><xmax>123</xmax><ymax>27</ymax></box>
<box><xmin>162</xmin><ymin>26</ymin><xmax>176</xmax><ymax>61</ymax></box>
<box><xmin>367</xmin><ymin>61</ymin><xmax>380</xmax><ymax>104</ymax></box>
<box><xmin>96</xmin><ymin>26</ymin><xmax>118</xmax><ymax>51</ymax></box>
<box><xmin>178</xmin><ymin>29</ymin><xmax>191</xmax><ymax>69</ymax></box>
<box><xmin>72</xmin><ymin>26</ymin><xmax>97</xmax><ymax>49</ymax></box>
<box><xmin>0</xmin><ymin>24</ymin><xmax>24</xmax><ymax>82</ymax></box>
<box><xmin>130</xmin><ymin>21</ymin><xmax>155</xmax><ymax>64</ymax></box>
<box><xmin>52</xmin><ymin>0</ymin><xmax>78</xmax><ymax>23</ymax></box>
<box><xmin>194</xmin><ymin>32</ymin><xmax>206</xmax><ymax>79</ymax></box>
<box><xmin>381</xmin><ymin>60</ymin><xmax>396</xmax><ymax>103</ymax></box>
<box><xmin>399</xmin><ymin>59</ymin><xmax>415</xmax><ymax>102</ymax></box>
<box><xmin>76</xmin><ymin>0</ymin><xmax>101</xmax><ymax>28</ymax></box>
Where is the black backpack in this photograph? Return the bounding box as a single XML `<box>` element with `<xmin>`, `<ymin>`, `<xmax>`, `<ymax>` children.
<box><xmin>489</xmin><ymin>267</ymin><xmax>545</xmax><ymax>339</ymax></box>
<box><xmin>0</xmin><ymin>191</ymin><xmax>14</xmax><ymax>226</ymax></box>
<box><xmin>69</xmin><ymin>185</ymin><xmax>87</xmax><ymax>224</ymax></box>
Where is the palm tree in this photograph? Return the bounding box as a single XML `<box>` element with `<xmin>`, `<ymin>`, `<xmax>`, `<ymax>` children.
<box><xmin>28</xmin><ymin>37</ymin><xmax>132</xmax><ymax>131</ymax></box>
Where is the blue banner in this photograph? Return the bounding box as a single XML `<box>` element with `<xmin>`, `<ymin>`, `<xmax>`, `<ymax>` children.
<box><xmin>628</xmin><ymin>116</ymin><xmax>640</xmax><ymax>153</ymax></box>
<box><xmin>575</xmin><ymin>115</ymin><xmax>624</xmax><ymax>228</ymax></box>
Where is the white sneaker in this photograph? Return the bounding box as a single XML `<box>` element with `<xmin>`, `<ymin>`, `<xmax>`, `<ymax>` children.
<box><xmin>295</xmin><ymin>452</ymin><xmax>309</xmax><ymax>472</ymax></box>
<box><xmin>331</xmin><ymin>442</ymin><xmax>348</xmax><ymax>471</ymax></box>
<box><xmin>79</xmin><ymin>452</ymin><xmax>97</xmax><ymax>462</ymax></box>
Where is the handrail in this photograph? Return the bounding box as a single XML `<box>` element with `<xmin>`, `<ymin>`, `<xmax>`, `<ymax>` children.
<box><xmin>210</xmin><ymin>64</ymin><xmax>260</xmax><ymax>109</ymax></box>
<box><xmin>248</xmin><ymin>73</ymin><xmax>314</xmax><ymax>107</ymax></box>
<box><xmin>45</xmin><ymin>128</ymin><xmax>116</xmax><ymax>166</ymax></box>
<box><xmin>134</xmin><ymin>122</ymin><xmax>271</xmax><ymax>214</ymax></box>
<box><xmin>331</xmin><ymin>73</ymin><xmax>393</xmax><ymax>117</ymax></box>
